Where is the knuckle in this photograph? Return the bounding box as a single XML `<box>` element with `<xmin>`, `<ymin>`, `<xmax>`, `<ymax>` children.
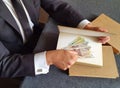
<box><xmin>64</xmin><ymin>50</ymin><xmax>69</xmax><ymax>55</ymax></box>
<box><xmin>68</xmin><ymin>60</ymin><xmax>75</xmax><ymax>65</ymax></box>
<box><xmin>67</xmin><ymin>65</ymin><xmax>71</xmax><ymax>68</ymax></box>
<box><xmin>68</xmin><ymin>62</ymin><xmax>72</xmax><ymax>65</ymax></box>
<box><xmin>63</xmin><ymin>67</ymin><xmax>67</xmax><ymax>70</ymax></box>
<box><xmin>71</xmin><ymin>55</ymin><xmax>78</xmax><ymax>60</ymax></box>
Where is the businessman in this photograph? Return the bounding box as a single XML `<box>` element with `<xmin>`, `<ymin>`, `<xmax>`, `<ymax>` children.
<box><xmin>0</xmin><ymin>0</ymin><xmax>110</xmax><ymax>78</ymax></box>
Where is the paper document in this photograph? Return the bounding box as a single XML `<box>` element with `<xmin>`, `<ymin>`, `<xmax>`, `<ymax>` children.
<box><xmin>57</xmin><ymin>26</ymin><xmax>103</xmax><ymax>67</ymax></box>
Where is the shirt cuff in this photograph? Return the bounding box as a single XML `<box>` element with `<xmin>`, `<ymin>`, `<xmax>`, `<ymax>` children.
<box><xmin>34</xmin><ymin>51</ymin><xmax>50</xmax><ymax>75</ymax></box>
<box><xmin>77</xmin><ymin>19</ymin><xmax>91</xmax><ymax>28</ymax></box>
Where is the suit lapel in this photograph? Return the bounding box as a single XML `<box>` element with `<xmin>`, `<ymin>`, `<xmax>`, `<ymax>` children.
<box><xmin>0</xmin><ymin>0</ymin><xmax>38</xmax><ymax>42</ymax></box>
<box><xmin>0</xmin><ymin>0</ymin><xmax>21</xmax><ymax>35</ymax></box>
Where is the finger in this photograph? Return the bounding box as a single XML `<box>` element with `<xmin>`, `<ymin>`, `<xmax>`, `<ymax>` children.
<box><xmin>65</xmin><ymin>61</ymin><xmax>75</xmax><ymax>70</ymax></box>
<box><xmin>88</xmin><ymin>27</ymin><xmax>101</xmax><ymax>31</ymax></box>
<box><xmin>98</xmin><ymin>36</ymin><xmax>110</xmax><ymax>41</ymax></box>
<box><xmin>63</xmin><ymin>67</ymin><xmax>67</xmax><ymax>70</ymax></box>
<box><xmin>62</xmin><ymin>62</ymin><xmax>68</xmax><ymax>70</ymax></box>
<box><xmin>65</xmin><ymin>64</ymin><xmax>71</xmax><ymax>69</ymax></box>
<box><xmin>67</xmin><ymin>59</ymin><xmax>75</xmax><ymax>65</ymax></box>
<box><xmin>97</xmin><ymin>28</ymin><xmax>108</xmax><ymax>32</ymax></box>
<box><xmin>67</xmin><ymin>55</ymin><xmax>78</xmax><ymax>66</ymax></box>
<box><xmin>63</xmin><ymin>57</ymin><xmax>77</xmax><ymax>69</ymax></box>
<box><xmin>88</xmin><ymin>27</ymin><xmax>108</xmax><ymax>32</ymax></box>
<box><xmin>68</xmin><ymin>50</ymin><xmax>79</xmax><ymax>55</ymax></box>
<box><xmin>98</xmin><ymin>36</ymin><xmax>110</xmax><ymax>44</ymax></box>
<box><xmin>63</xmin><ymin>62</ymin><xmax>71</xmax><ymax>70</ymax></box>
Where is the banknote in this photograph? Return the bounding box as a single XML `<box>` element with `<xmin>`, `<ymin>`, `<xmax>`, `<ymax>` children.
<box><xmin>64</xmin><ymin>36</ymin><xmax>94</xmax><ymax>58</ymax></box>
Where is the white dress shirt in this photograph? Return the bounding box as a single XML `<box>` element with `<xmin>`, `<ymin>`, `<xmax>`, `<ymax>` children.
<box><xmin>2</xmin><ymin>0</ymin><xmax>90</xmax><ymax>75</ymax></box>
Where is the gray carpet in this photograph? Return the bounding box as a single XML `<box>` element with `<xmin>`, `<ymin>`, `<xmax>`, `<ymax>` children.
<box><xmin>21</xmin><ymin>0</ymin><xmax>120</xmax><ymax>88</ymax></box>
<box><xmin>64</xmin><ymin>0</ymin><xmax>120</xmax><ymax>23</ymax></box>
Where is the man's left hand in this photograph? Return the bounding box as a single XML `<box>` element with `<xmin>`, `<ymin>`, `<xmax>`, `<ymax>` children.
<box><xmin>84</xmin><ymin>23</ymin><xmax>110</xmax><ymax>44</ymax></box>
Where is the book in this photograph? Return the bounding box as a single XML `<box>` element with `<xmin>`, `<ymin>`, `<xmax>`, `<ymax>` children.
<box><xmin>57</xmin><ymin>26</ymin><xmax>103</xmax><ymax>67</ymax></box>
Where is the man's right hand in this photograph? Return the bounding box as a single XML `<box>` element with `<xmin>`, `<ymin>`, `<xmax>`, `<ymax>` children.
<box><xmin>46</xmin><ymin>50</ymin><xmax>79</xmax><ymax>70</ymax></box>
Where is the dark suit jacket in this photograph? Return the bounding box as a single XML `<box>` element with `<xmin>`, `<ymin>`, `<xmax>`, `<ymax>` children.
<box><xmin>0</xmin><ymin>0</ymin><xmax>84</xmax><ymax>78</ymax></box>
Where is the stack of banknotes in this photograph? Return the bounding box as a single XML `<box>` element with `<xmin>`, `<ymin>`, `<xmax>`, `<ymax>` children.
<box><xmin>64</xmin><ymin>36</ymin><xmax>94</xmax><ymax>58</ymax></box>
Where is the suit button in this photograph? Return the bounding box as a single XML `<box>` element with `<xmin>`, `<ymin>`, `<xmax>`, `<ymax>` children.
<box><xmin>37</xmin><ymin>69</ymin><xmax>42</xmax><ymax>72</ymax></box>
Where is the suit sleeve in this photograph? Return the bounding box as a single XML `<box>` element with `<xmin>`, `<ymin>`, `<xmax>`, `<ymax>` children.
<box><xmin>0</xmin><ymin>41</ymin><xmax>35</xmax><ymax>78</ymax></box>
<box><xmin>41</xmin><ymin>0</ymin><xmax>85</xmax><ymax>27</ymax></box>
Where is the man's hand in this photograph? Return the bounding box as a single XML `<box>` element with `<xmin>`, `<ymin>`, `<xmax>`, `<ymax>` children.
<box><xmin>84</xmin><ymin>23</ymin><xmax>110</xmax><ymax>44</ymax></box>
<box><xmin>46</xmin><ymin>50</ymin><xmax>79</xmax><ymax>70</ymax></box>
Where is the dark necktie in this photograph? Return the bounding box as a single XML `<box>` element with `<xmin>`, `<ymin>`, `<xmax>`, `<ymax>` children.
<box><xmin>11</xmin><ymin>0</ymin><xmax>32</xmax><ymax>41</ymax></box>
